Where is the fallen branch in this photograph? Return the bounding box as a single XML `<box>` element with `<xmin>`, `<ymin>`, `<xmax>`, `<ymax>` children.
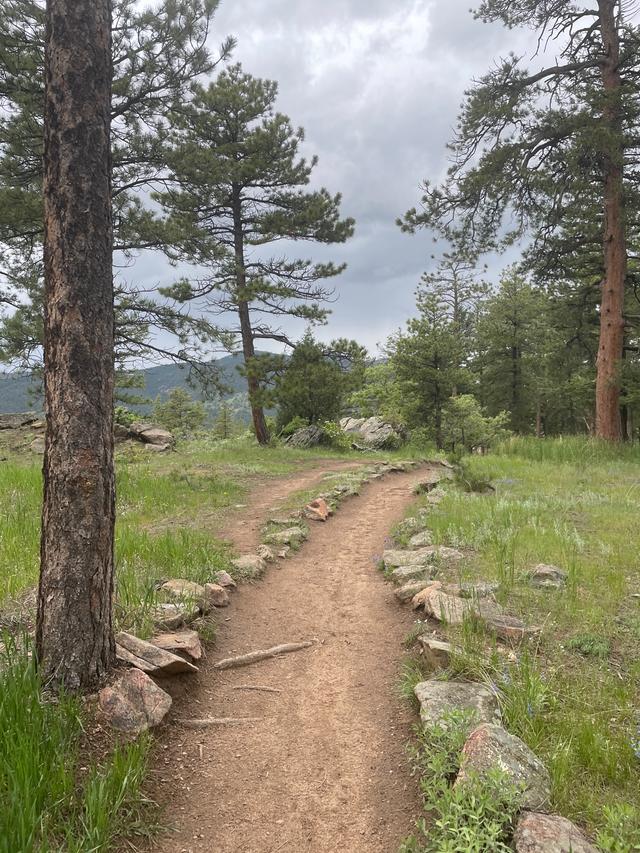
<box><xmin>178</xmin><ymin>717</ymin><xmax>263</xmax><ymax>729</ymax></box>
<box><xmin>213</xmin><ymin>641</ymin><xmax>314</xmax><ymax>670</ymax></box>
<box><xmin>232</xmin><ymin>684</ymin><xmax>282</xmax><ymax>694</ymax></box>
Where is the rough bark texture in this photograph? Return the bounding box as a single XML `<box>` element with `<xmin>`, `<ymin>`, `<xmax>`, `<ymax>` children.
<box><xmin>595</xmin><ymin>0</ymin><xmax>627</xmax><ymax>440</ymax></box>
<box><xmin>232</xmin><ymin>184</ymin><xmax>270</xmax><ymax>445</ymax></box>
<box><xmin>36</xmin><ymin>0</ymin><xmax>115</xmax><ymax>691</ymax></box>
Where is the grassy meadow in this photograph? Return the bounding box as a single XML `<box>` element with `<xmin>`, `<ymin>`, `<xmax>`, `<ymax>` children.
<box><xmin>396</xmin><ymin>436</ymin><xmax>640</xmax><ymax>848</ymax></box>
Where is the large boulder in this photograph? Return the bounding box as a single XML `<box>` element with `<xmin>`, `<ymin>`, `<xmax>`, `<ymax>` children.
<box><xmin>339</xmin><ymin>416</ymin><xmax>401</xmax><ymax>449</ymax></box>
<box><xmin>129</xmin><ymin>422</ymin><xmax>174</xmax><ymax>447</ymax></box>
<box><xmin>457</xmin><ymin>724</ymin><xmax>552</xmax><ymax>811</ymax></box>
<box><xmin>285</xmin><ymin>424</ymin><xmax>324</xmax><ymax>448</ymax></box>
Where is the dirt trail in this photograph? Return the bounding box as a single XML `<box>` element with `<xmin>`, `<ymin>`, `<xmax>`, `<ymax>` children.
<box><xmin>148</xmin><ymin>466</ymin><xmax>431</xmax><ymax>853</ymax></box>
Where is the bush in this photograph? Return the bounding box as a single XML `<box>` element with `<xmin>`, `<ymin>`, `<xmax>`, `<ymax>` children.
<box><xmin>153</xmin><ymin>387</ymin><xmax>206</xmax><ymax>437</ymax></box>
<box><xmin>279</xmin><ymin>415</ymin><xmax>309</xmax><ymax>437</ymax></box>
<box><xmin>321</xmin><ymin>420</ymin><xmax>352</xmax><ymax>451</ymax></box>
<box><xmin>442</xmin><ymin>395</ymin><xmax>510</xmax><ymax>454</ymax></box>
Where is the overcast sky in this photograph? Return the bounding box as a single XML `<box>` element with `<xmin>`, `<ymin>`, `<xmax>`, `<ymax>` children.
<box><xmin>133</xmin><ymin>0</ymin><xmax>536</xmax><ymax>358</ymax></box>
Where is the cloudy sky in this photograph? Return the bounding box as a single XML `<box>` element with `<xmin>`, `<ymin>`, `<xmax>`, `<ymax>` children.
<box><xmin>135</xmin><ymin>0</ymin><xmax>535</xmax><ymax>358</ymax></box>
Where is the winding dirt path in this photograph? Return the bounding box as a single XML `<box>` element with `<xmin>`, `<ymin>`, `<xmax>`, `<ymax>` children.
<box><xmin>147</xmin><ymin>465</ymin><xmax>431</xmax><ymax>853</ymax></box>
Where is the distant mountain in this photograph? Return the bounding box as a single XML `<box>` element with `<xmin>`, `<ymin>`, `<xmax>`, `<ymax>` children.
<box><xmin>0</xmin><ymin>353</ymin><xmax>254</xmax><ymax>421</ymax></box>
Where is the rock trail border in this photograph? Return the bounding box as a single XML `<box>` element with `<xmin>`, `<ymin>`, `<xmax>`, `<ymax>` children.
<box><xmin>143</xmin><ymin>464</ymin><xmax>434</xmax><ymax>853</ymax></box>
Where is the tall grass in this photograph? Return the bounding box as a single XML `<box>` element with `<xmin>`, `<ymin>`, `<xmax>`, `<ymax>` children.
<box><xmin>422</xmin><ymin>438</ymin><xmax>640</xmax><ymax>836</ymax></box>
<box><xmin>0</xmin><ymin>638</ymin><xmax>151</xmax><ymax>852</ymax></box>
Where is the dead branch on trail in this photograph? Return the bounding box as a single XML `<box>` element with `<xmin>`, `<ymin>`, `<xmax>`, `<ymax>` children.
<box><xmin>213</xmin><ymin>641</ymin><xmax>314</xmax><ymax>670</ymax></box>
<box><xmin>232</xmin><ymin>684</ymin><xmax>282</xmax><ymax>693</ymax></box>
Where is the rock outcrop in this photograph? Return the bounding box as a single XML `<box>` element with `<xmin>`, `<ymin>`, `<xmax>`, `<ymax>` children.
<box><xmin>339</xmin><ymin>416</ymin><xmax>402</xmax><ymax>449</ymax></box>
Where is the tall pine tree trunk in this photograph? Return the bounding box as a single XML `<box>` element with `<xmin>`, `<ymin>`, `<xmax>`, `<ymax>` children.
<box><xmin>232</xmin><ymin>185</ymin><xmax>269</xmax><ymax>445</ymax></box>
<box><xmin>595</xmin><ymin>0</ymin><xmax>627</xmax><ymax>441</ymax></box>
<box><xmin>36</xmin><ymin>0</ymin><xmax>115</xmax><ymax>691</ymax></box>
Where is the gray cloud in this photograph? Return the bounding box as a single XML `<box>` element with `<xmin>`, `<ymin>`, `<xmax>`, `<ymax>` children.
<box><xmin>136</xmin><ymin>0</ymin><xmax>537</xmax><ymax>356</ymax></box>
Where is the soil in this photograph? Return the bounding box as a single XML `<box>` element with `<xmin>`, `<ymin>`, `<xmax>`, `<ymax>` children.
<box><xmin>144</xmin><ymin>462</ymin><xmax>433</xmax><ymax>853</ymax></box>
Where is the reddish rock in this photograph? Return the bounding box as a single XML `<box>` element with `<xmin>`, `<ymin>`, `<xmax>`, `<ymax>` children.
<box><xmin>211</xmin><ymin>570</ymin><xmax>237</xmax><ymax>590</ymax></box>
<box><xmin>204</xmin><ymin>583</ymin><xmax>230</xmax><ymax>609</ymax></box>
<box><xmin>115</xmin><ymin>631</ymin><xmax>198</xmax><ymax>675</ymax></box>
<box><xmin>99</xmin><ymin>669</ymin><xmax>172</xmax><ymax>733</ymax></box>
<box><xmin>150</xmin><ymin>629</ymin><xmax>203</xmax><ymax>661</ymax></box>
<box><xmin>457</xmin><ymin>724</ymin><xmax>551</xmax><ymax>811</ymax></box>
<box><xmin>418</xmin><ymin>636</ymin><xmax>452</xmax><ymax>671</ymax></box>
<box><xmin>304</xmin><ymin>498</ymin><xmax>331</xmax><ymax>521</ymax></box>
<box><xmin>411</xmin><ymin>581</ymin><xmax>443</xmax><ymax>610</ymax></box>
<box><xmin>514</xmin><ymin>812</ymin><xmax>598</xmax><ymax>852</ymax></box>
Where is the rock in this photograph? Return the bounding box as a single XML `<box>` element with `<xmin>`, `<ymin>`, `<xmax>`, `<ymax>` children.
<box><xmin>115</xmin><ymin>631</ymin><xmax>198</xmax><ymax>675</ymax></box>
<box><xmin>414</xmin><ymin>680</ymin><xmax>501</xmax><ymax>727</ymax></box>
<box><xmin>150</xmin><ymin>630</ymin><xmax>202</xmax><ymax>661</ymax></box>
<box><xmin>411</xmin><ymin>582</ymin><xmax>443</xmax><ymax>610</ymax></box>
<box><xmin>408</xmin><ymin>530</ymin><xmax>433</xmax><ymax>548</ymax></box>
<box><xmin>30</xmin><ymin>437</ymin><xmax>45</xmax><ymax>454</ymax></box>
<box><xmin>339</xmin><ymin>416</ymin><xmax>402</xmax><ymax>449</ymax></box>
<box><xmin>530</xmin><ymin>564</ymin><xmax>568</xmax><ymax>589</ymax></box>
<box><xmin>0</xmin><ymin>412</ymin><xmax>39</xmax><ymax>430</ymax></box>
<box><xmin>443</xmin><ymin>581</ymin><xmax>498</xmax><ymax>599</ymax></box>
<box><xmin>203</xmin><ymin>582</ymin><xmax>229</xmax><ymax>608</ymax></box>
<box><xmin>304</xmin><ymin>498</ymin><xmax>331</xmax><ymax>521</ymax></box>
<box><xmin>151</xmin><ymin>603</ymin><xmax>186</xmax><ymax>630</ymax></box>
<box><xmin>424</xmin><ymin>591</ymin><xmax>469</xmax><ymax>625</ymax></box>
<box><xmin>418</xmin><ymin>637</ymin><xmax>452</xmax><ymax>671</ymax></box>
<box><xmin>395</xmin><ymin>580</ymin><xmax>431</xmax><ymax>603</ymax></box>
<box><xmin>144</xmin><ymin>442</ymin><xmax>171</xmax><ymax>453</ymax></box>
<box><xmin>484</xmin><ymin>614</ymin><xmax>539</xmax><ymax>642</ymax></box>
<box><xmin>383</xmin><ymin>548</ymin><xmax>437</xmax><ymax>569</ymax></box>
<box><xmin>130</xmin><ymin>422</ymin><xmax>174</xmax><ymax>447</ymax></box>
<box><xmin>277</xmin><ymin>547</ymin><xmax>290</xmax><ymax>559</ymax></box>
<box><xmin>390</xmin><ymin>564</ymin><xmax>435</xmax><ymax>585</ymax></box>
<box><xmin>267</xmin><ymin>512</ymin><xmax>303</xmax><ymax>526</ymax></box>
<box><xmin>256</xmin><ymin>545</ymin><xmax>276</xmax><ymax>563</ymax></box>
<box><xmin>429</xmin><ymin>545</ymin><xmax>464</xmax><ymax>563</ymax></box>
<box><xmin>161</xmin><ymin>579</ymin><xmax>205</xmax><ymax>602</ymax></box>
<box><xmin>396</xmin><ymin>517</ymin><xmax>424</xmax><ymax>537</ymax></box>
<box><xmin>99</xmin><ymin>669</ymin><xmax>172</xmax><ymax>733</ymax></box>
<box><xmin>457</xmin><ymin>724</ymin><xmax>551</xmax><ymax>811</ymax></box>
<box><xmin>211</xmin><ymin>570</ymin><xmax>237</xmax><ymax>590</ymax></box>
<box><xmin>231</xmin><ymin>554</ymin><xmax>267</xmax><ymax>578</ymax></box>
<box><xmin>114</xmin><ymin>422</ymin><xmax>131</xmax><ymax>442</ymax></box>
<box><xmin>285</xmin><ymin>424</ymin><xmax>324</xmax><ymax>448</ymax></box>
<box><xmin>264</xmin><ymin>527</ymin><xmax>307</xmax><ymax>547</ymax></box>
<box><xmin>514</xmin><ymin>812</ymin><xmax>599</xmax><ymax>852</ymax></box>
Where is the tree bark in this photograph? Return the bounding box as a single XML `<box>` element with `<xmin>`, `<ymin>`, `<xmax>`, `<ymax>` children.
<box><xmin>36</xmin><ymin>0</ymin><xmax>115</xmax><ymax>691</ymax></box>
<box><xmin>232</xmin><ymin>184</ymin><xmax>270</xmax><ymax>445</ymax></box>
<box><xmin>595</xmin><ymin>0</ymin><xmax>627</xmax><ymax>441</ymax></box>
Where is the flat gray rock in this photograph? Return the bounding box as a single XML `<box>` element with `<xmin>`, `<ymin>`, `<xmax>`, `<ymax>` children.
<box><xmin>231</xmin><ymin>554</ymin><xmax>267</xmax><ymax>578</ymax></box>
<box><xmin>390</xmin><ymin>564</ymin><xmax>435</xmax><ymax>584</ymax></box>
<box><xmin>264</xmin><ymin>526</ymin><xmax>307</xmax><ymax>547</ymax></box>
<box><xmin>408</xmin><ymin>530</ymin><xmax>433</xmax><ymax>548</ymax></box>
<box><xmin>514</xmin><ymin>812</ymin><xmax>599</xmax><ymax>852</ymax></box>
<box><xmin>414</xmin><ymin>680</ymin><xmax>501</xmax><ymax>727</ymax></box>
<box><xmin>382</xmin><ymin>548</ymin><xmax>437</xmax><ymax>569</ymax></box>
<box><xmin>457</xmin><ymin>724</ymin><xmax>551</xmax><ymax>811</ymax></box>
<box><xmin>162</xmin><ymin>579</ymin><xmax>205</xmax><ymax>601</ymax></box>
<box><xmin>151</xmin><ymin>603</ymin><xmax>187</xmax><ymax>630</ymax></box>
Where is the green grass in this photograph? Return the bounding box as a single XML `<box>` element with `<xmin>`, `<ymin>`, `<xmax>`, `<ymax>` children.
<box><xmin>407</xmin><ymin>436</ymin><xmax>640</xmax><ymax>841</ymax></box>
<box><xmin>0</xmin><ymin>637</ymin><xmax>152</xmax><ymax>853</ymax></box>
<box><xmin>401</xmin><ymin>710</ymin><xmax>522</xmax><ymax>853</ymax></box>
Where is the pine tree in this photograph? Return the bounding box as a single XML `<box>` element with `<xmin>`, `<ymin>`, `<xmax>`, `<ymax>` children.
<box><xmin>155</xmin><ymin>65</ymin><xmax>355</xmax><ymax>444</ymax></box>
<box><xmin>36</xmin><ymin>0</ymin><xmax>115</xmax><ymax>691</ymax></box>
<box><xmin>153</xmin><ymin>387</ymin><xmax>206</xmax><ymax>436</ymax></box>
<box><xmin>274</xmin><ymin>332</ymin><xmax>365</xmax><ymax>430</ymax></box>
<box><xmin>400</xmin><ymin>0</ymin><xmax>640</xmax><ymax>440</ymax></box>
<box><xmin>0</xmin><ymin>0</ymin><xmax>234</xmax><ymax>372</ymax></box>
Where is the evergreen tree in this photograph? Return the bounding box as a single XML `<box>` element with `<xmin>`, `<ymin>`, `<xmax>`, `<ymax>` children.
<box><xmin>389</xmin><ymin>294</ymin><xmax>467</xmax><ymax>447</ymax></box>
<box><xmin>274</xmin><ymin>332</ymin><xmax>365</xmax><ymax>430</ymax></box>
<box><xmin>37</xmin><ymin>0</ymin><xmax>115</xmax><ymax>691</ymax></box>
<box><xmin>153</xmin><ymin>387</ymin><xmax>206</xmax><ymax>436</ymax></box>
<box><xmin>155</xmin><ymin>65</ymin><xmax>355</xmax><ymax>444</ymax></box>
<box><xmin>400</xmin><ymin>0</ymin><xmax>640</xmax><ymax>440</ymax></box>
<box><xmin>0</xmin><ymin>0</ymin><xmax>234</xmax><ymax>372</ymax></box>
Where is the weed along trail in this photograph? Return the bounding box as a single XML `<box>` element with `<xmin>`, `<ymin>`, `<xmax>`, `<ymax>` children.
<box><xmin>146</xmin><ymin>465</ymin><xmax>435</xmax><ymax>853</ymax></box>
